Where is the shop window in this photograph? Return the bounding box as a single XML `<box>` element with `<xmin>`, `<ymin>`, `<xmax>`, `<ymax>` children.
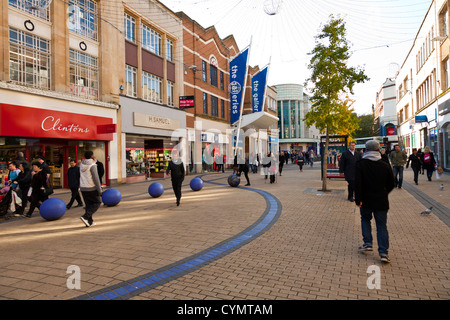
<box><xmin>124</xmin><ymin>13</ymin><xmax>136</xmax><ymax>43</ymax></box>
<box><xmin>141</xmin><ymin>23</ymin><xmax>161</xmax><ymax>56</ymax></box>
<box><xmin>142</xmin><ymin>71</ymin><xmax>162</xmax><ymax>103</ymax></box>
<box><xmin>69</xmin><ymin>49</ymin><xmax>98</xmax><ymax>100</ymax></box>
<box><xmin>9</xmin><ymin>27</ymin><xmax>51</xmax><ymax>90</ymax></box>
<box><xmin>9</xmin><ymin>0</ymin><xmax>50</xmax><ymax>21</ymax></box>
<box><xmin>68</xmin><ymin>0</ymin><xmax>98</xmax><ymax>41</ymax></box>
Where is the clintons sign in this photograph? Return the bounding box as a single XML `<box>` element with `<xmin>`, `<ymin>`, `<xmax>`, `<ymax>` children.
<box><xmin>0</xmin><ymin>104</ymin><xmax>115</xmax><ymax>141</ymax></box>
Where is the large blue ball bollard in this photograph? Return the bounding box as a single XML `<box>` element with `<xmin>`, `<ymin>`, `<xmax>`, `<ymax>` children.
<box><xmin>190</xmin><ymin>177</ymin><xmax>204</xmax><ymax>191</ymax></box>
<box><xmin>39</xmin><ymin>198</ymin><xmax>66</xmax><ymax>221</ymax></box>
<box><xmin>228</xmin><ymin>174</ymin><xmax>240</xmax><ymax>188</ymax></box>
<box><xmin>148</xmin><ymin>182</ymin><xmax>164</xmax><ymax>198</ymax></box>
<box><xmin>102</xmin><ymin>188</ymin><xmax>122</xmax><ymax>207</ymax></box>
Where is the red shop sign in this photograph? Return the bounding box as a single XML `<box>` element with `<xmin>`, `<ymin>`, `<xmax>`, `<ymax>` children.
<box><xmin>0</xmin><ymin>103</ymin><xmax>115</xmax><ymax>141</ymax></box>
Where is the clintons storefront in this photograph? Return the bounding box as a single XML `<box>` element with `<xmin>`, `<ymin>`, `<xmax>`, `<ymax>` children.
<box><xmin>0</xmin><ymin>103</ymin><xmax>116</xmax><ymax>189</ymax></box>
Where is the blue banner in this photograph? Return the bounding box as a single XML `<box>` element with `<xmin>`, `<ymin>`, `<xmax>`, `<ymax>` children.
<box><xmin>252</xmin><ymin>67</ymin><xmax>268</xmax><ymax>113</ymax></box>
<box><xmin>230</xmin><ymin>48</ymin><xmax>249</xmax><ymax>125</ymax></box>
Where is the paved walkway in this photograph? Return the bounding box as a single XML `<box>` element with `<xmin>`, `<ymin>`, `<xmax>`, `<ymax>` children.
<box><xmin>0</xmin><ymin>163</ymin><xmax>448</xmax><ymax>300</ymax></box>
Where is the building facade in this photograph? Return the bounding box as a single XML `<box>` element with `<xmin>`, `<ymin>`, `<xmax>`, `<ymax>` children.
<box><xmin>119</xmin><ymin>0</ymin><xmax>186</xmax><ymax>183</ymax></box>
<box><xmin>374</xmin><ymin>78</ymin><xmax>398</xmax><ymax>149</ymax></box>
<box><xmin>396</xmin><ymin>0</ymin><xmax>450</xmax><ymax>171</ymax></box>
<box><xmin>1</xmin><ymin>0</ymin><xmax>121</xmax><ymax>187</ymax></box>
<box><xmin>275</xmin><ymin>84</ymin><xmax>319</xmax><ymax>154</ymax></box>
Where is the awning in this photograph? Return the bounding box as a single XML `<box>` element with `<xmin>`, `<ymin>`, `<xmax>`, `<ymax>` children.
<box><xmin>234</xmin><ymin>111</ymin><xmax>279</xmax><ymax>129</ymax></box>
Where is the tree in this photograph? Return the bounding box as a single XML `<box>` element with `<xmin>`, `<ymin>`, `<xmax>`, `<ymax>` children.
<box><xmin>353</xmin><ymin>114</ymin><xmax>375</xmax><ymax>139</ymax></box>
<box><xmin>304</xmin><ymin>15</ymin><xmax>369</xmax><ymax>191</ymax></box>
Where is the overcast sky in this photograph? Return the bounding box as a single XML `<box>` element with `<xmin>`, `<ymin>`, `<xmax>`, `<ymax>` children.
<box><xmin>159</xmin><ymin>0</ymin><xmax>431</xmax><ymax>115</ymax></box>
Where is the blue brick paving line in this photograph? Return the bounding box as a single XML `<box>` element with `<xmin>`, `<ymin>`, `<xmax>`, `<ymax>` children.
<box><xmin>72</xmin><ymin>176</ymin><xmax>282</xmax><ymax>300</ymax></box>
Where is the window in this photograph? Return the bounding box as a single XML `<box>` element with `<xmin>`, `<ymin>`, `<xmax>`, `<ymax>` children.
<box><xmin>440</xmin><ymin>7</ymin><xmax>448</xmax><ymax>38</ymax></box>
<box><xmin>69</xmin><ymin>49</ymin><xmax>98</xmax><ymax>99</ymax></box>
<box><xmin>125</xmin><ymin>65</ymin><xmax>137</xmax><ymax>97</ymax></box>
<box><xmin>141</xmin><ymin>24</ymin><xmax>161</xmax><ymax>56</ymax></box>
<box><xmin>167</xmin><ymin>81</ymin><xmax>174</xmax><ymax>106</ymax></box>
<box><xmin>220</xmin><ymin>71</ymin><xmax>224</xmax><ymax>90</ymax></box>
<box><xmin>210</xmin><ymin>65</ymin><xmax>218</xmax><ymax>87</ymax></box>
<box><xmin>399</xmin><ymin>109</ymin><xmax>404</xmax><ymax>124</ymax></box>
<box><xmin>166</xmin><ymin>38</ymin><xmax>174</xmax><ymax>61</ymax></box>
<box><xmin>202</xmin><ymin>61</ymin><xmax>207</xmax><ymax>82</ymax></box>
<box><xmin>9</xmin><ymin>27</ymin><xmax>50</xmax><ymax>89</ymax></box>
<box><xmin>221</xmin><ymin>99</ymin><xmax>225</xmax><ymax>118</ymax></box>
<box><xmin>124</xmin><ymin>13</ymin><xmax>136</xmax><ymax>43</ymax></box>
<box><xmin>203</xmin><ymin>92</ymin><xmax>208</xmax><ymax>114</ymax></box>
<box><xmin>9</xmin><ymin>0</ymin><xmax>50</xmax><ymax>21</ymax></box>
<box><xmin>142</xmin><ymin>71</ymin><xmax>162</xmax><ymax>103</ymax></box>
<box><xmin>211</xmin><ymin>96</ymin><xmax>218</xmax><ymax>117</ymax></box>
<box><xmin>68</xmin><ymin>0</ymin><xmax>98</xmax><ymax>41</ymax></box>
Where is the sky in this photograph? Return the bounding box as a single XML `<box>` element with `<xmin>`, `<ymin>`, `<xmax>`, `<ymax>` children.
<box><xmin>158</xmin><ymin>0</ymin><xmax>432</xmax><ymax>115</ymax></box>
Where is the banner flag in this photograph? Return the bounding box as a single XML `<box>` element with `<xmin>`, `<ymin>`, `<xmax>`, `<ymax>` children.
<box><xmin>230</xmin><ymin>47</ymin><xmax>250</xmax><ymax>125</ymax></box>
<box><xmin>252</xmin><ymin>66</ymin><xmax>268</xmax><ymax>113</ymax></box>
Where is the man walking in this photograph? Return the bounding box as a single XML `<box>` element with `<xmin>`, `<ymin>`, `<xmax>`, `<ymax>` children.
<box><xmin>355</xmin><ymin>140</ymin><xmax>395</xmax><ymax>263</ymax></box>
<box><xmin>66</xmin><ymin>159</ymin><xmax>83</xmax><ymax>209</ymax></box>
<box><xmin>389</xmin><ymin>144</ymin><xmax>407</xmax><ymax>189</ymax></box>
<box><xmin>79</xmin><ymin>151</ymin><xmax>102</xmax><ymax>227</ymax></box>
<box><xmin>166</xmin><ymin>151</ymin><xmax>185</xmax><ymax>206</ymax></box>
<box><xmin>339</xmin><ymin>141</ymin><xmax>361</xmax><ymax>202</ymax></box>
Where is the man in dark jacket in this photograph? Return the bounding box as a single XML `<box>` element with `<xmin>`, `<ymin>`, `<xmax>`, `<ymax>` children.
<box><xmin>66</xmin><ymin>159</ymin><xmax>83</xmax><ymax>209</ymax></box>
<box><xmin>339</xmin><ymin>141</ymin><xmax>361</xmax><ymax>202</ymax></box>
<box><xmin>355</xmin><ymin>140</ymin><xmax>395</xmax><ymax>263</ymax></box>
<box><xmin>166</xmin><ymin>151</ymin><xmax>185</xmax><ymax>206</ymax></box>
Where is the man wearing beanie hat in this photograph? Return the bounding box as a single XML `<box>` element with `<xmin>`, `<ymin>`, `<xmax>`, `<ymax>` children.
<box><xmin>355</xmin><ymin>140</ymin><xmax>395</xmax><ymax>263</ymax></box>
<box><xmin>79</xmin><ymin>150</ymin><xmax>102</xmax><ymax>227</ymax></box>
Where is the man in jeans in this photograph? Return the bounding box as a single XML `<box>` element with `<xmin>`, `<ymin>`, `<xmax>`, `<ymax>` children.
<box><xmin>389</xmin><ymin>144</ymin><xmax>407</xmax><ymax>189</ymax></box>
<box><xmin>79</xmin><ymin>151</ymin><xmax>102</xmax><ymax>227</ymax></box>
<box><xmin>355</xmin><ymin>140</ymin><xmax>395</xmax><ymax>263</ymax></box>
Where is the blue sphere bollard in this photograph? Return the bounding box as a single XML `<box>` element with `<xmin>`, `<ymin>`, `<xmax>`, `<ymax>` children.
<box><xmin>228</xmin><ymin>174</ymin><xmax>240</xmax><ymax>187</ymax></box>
<box><xmin>39</xmin><ymin>198</ymin><xmax>66</xmax><ymax>221</ymax></box>
<box><xmin>102</xmin><ymin>188</ymin><xmax>122</xmax><ymax>206</ymax></box>
<box><xmin>148</xmin><ymin>182</ymin><xmax>164</xmax><ymax>198</ymax></box>
<box><xmin>190</xmin><ymin>177</ymin><xmax>204</xmax><ymax>191</ymax></box>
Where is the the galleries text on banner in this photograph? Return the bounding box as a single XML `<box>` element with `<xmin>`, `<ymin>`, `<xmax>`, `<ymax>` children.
<box><xmin>229</xmin><ymin>47</ymin><xmax>249</xmax><ymax>125</ymax></box>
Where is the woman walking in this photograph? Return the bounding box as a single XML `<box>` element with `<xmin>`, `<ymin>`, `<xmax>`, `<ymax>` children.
<box><xmin>13</xmin><ymin>162</ymin><xmax>32</xmax><ymax>216</ymax></box>
<box><xmin>422</xmin><ymin>146</ymin><xmax>436</xmax><ymax>181</ymax></box>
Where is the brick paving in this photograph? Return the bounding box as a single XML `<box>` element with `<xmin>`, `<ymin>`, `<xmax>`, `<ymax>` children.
<box><xmin>0</xmin><ymin>163</ymin><xmax>448</xmax><ymax>300</ymax></box>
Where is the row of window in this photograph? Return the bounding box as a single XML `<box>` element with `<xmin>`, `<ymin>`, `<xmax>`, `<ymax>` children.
<box><xmin>124</xmin><ymin>13</ymin><xmax>173</xmax><ymax>61</ymax></box>
<box><xmin>202</xmin><ymin>60</ymin><xmax>225</xmax><ymax>90</ymax></box>
<box><xmin>9</xmin><ymin>27</ymin><xmax>98</xmax><ymax>99</ymax></box>
<box><xmin>10</xmin><ymin>0</ymin><xmax>99</xmax><ymax>42</ymax></box>
<box><xmin>203</xmin><ymin>92</ymin><xmax>225</xmax><ymax>118</ymax></box>
<box><xmin>416</xmin><ymin>26</ymin><xmax>435</xmax><ymax>72</ymax></box>
<box><xmin>125</xmin><ymin>65</ymin><xmax>174</xmax><ymax>106</ymax></box>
